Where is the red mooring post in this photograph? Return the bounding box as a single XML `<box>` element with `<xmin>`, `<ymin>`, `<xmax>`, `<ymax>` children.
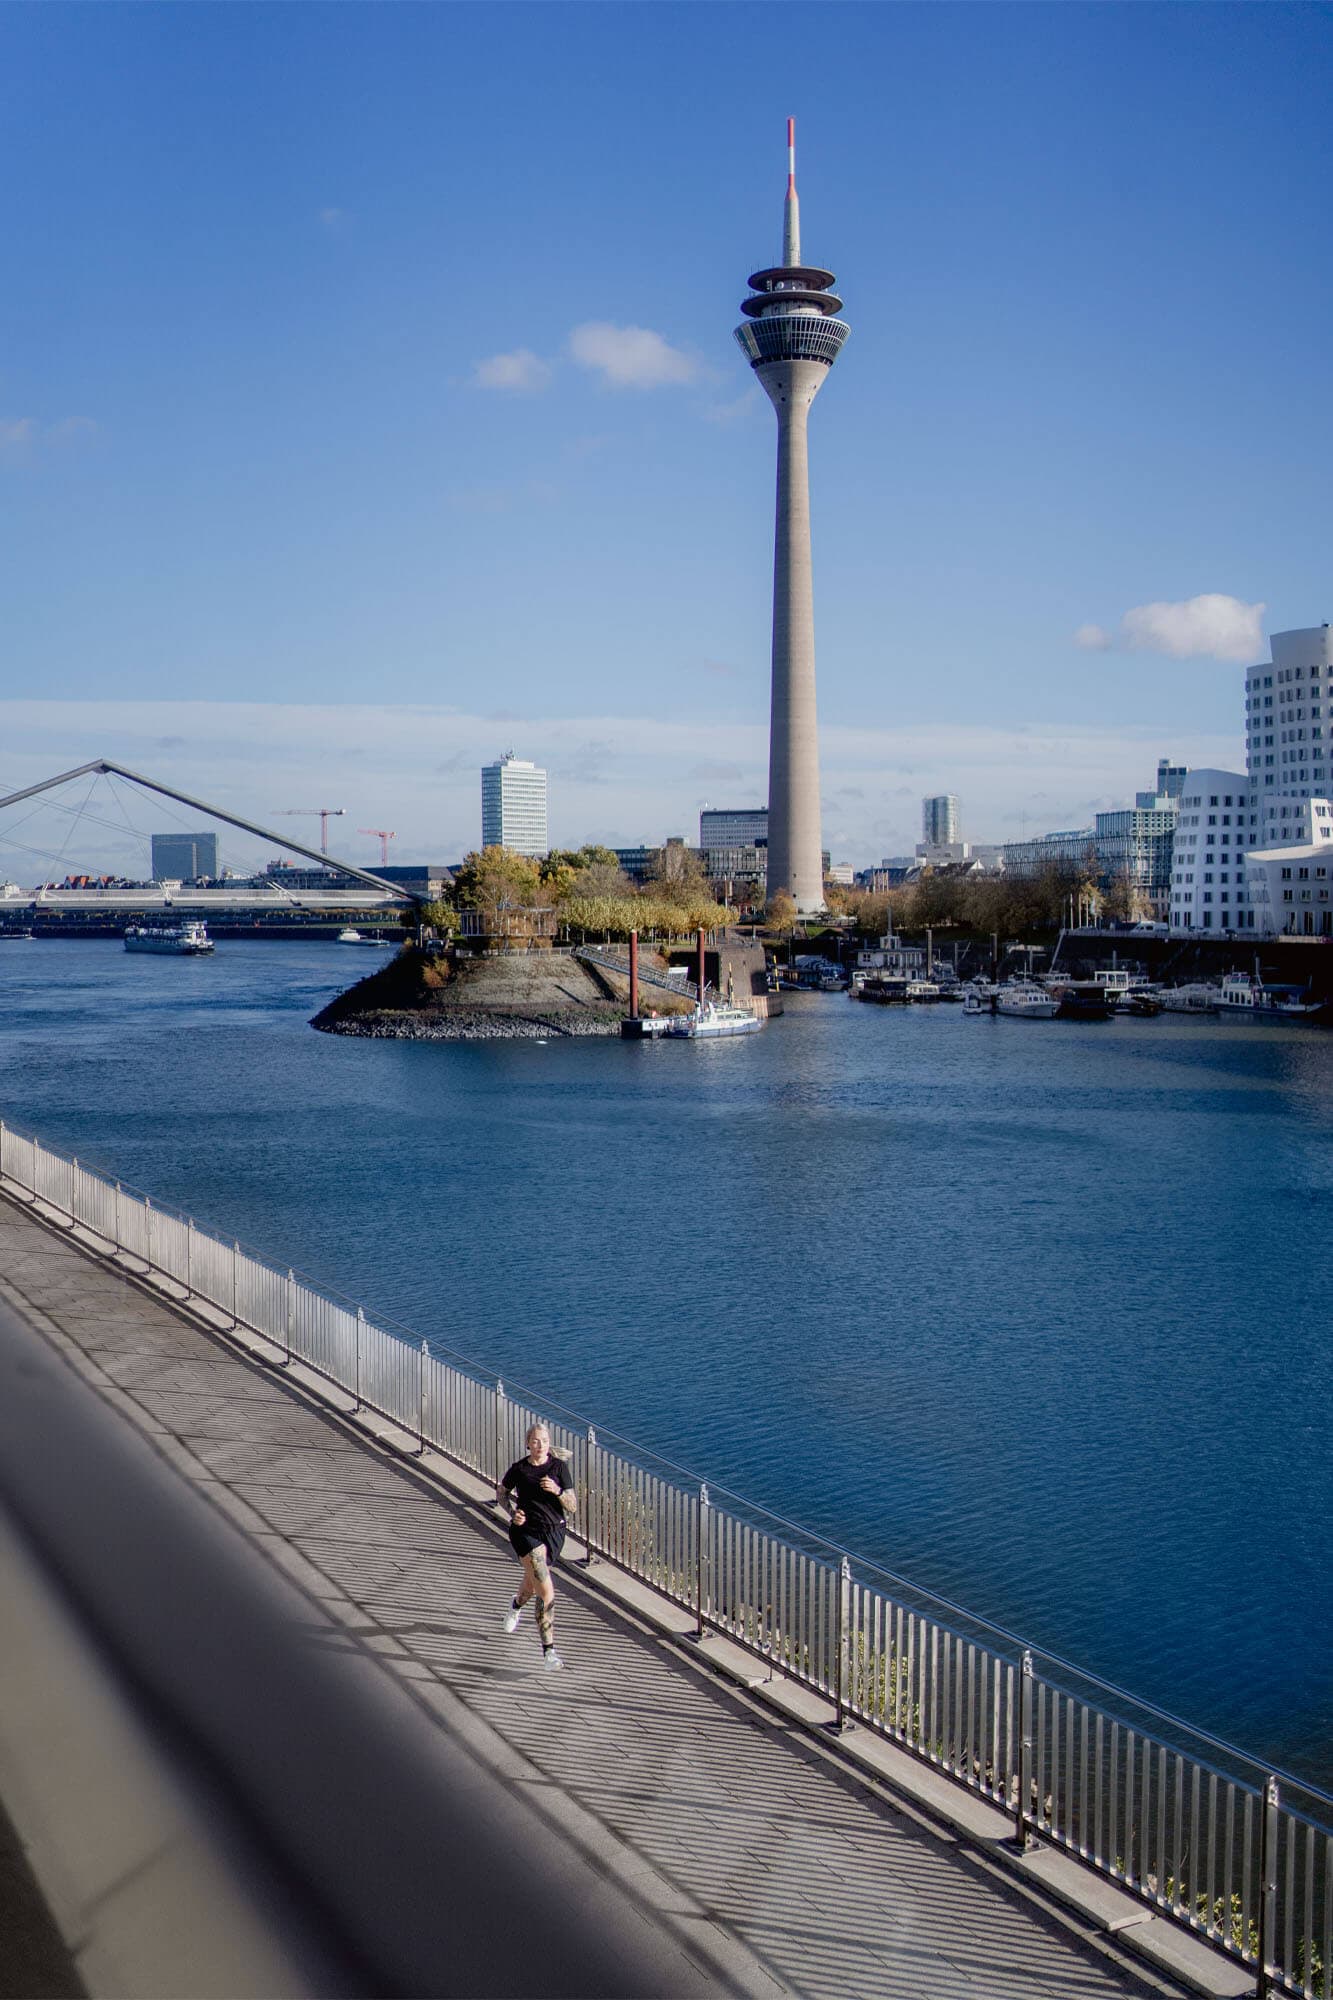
<box><xmin>696</xmin><ymin>926</ymin><xmax>706</xmax><ymax>1011</ymax></box>
<box><xmin>629</xmin><ymin>929</ymin><xmax>639</xmax><ymax>1018</ymax></box>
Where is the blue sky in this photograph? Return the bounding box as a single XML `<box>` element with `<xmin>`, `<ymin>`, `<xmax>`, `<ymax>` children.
<box><xmin>2</xmin><ymin>2</ymin><xmax>1331</xmax><ymax>871</ymax></box>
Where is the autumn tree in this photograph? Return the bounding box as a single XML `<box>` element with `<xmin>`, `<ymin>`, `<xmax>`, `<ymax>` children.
<box><xmin>647</xmin><ymin>842</ymin><xmax>711</xmax><ymax>897</ymax></box>
<box><xmin>452</xmin><ymin>847</ymin><xmax>544</xmax><ymax>918</ymax></box>
<box><xmin>764</xmin><ymin>890</ymin><xmax>799</xmax><ymax>935</ymax></box>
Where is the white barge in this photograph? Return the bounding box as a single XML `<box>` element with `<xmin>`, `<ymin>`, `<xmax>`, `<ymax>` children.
<box><xmin>124</xmin><ymin>920</ymin><xmax>215</xmax><ymax>955</ymax></box>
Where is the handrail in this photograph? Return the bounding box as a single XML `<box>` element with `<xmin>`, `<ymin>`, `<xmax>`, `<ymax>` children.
<box><xmin>0</xmin><ymin>1112</ymin><xmax>1328</xmax><ymax>2000</ymax></box>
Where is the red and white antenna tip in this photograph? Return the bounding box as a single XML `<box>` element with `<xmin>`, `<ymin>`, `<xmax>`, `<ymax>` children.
<box><xmin>786</xmin><ymin>117</ymin><xmax>796</xmax><ymax>193</ymax></box>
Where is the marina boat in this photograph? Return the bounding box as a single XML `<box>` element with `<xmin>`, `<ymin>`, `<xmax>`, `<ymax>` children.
<box><xmin>1218</xmin><ymin>972</ymin><xmax>1329</xmax><ymax>1020</ymax></box>
<box><xmin>660</xmin><ymin>1001</ymin><xmax>761</xmax><ymax>1040</ymax></box>
<box><xmin>994</xmin><ymin>980</ymin><xmax>1060</xmax><ymax>1020</ymax></box>
<box><xmin>1115</xmin><ymin>989</ymin><xmax>1163</xmax><ymax>1018</ymax></box>
<box><xmin>0</xmin><ymin>928</ymin><xmax>34</xmax><ymax>940</ymax></box>
<box><xmin>338</xmin><ymin>927</ymin><xmax>394</xmax><ymax>945</ymax></box>
<box><xmin>853</xmin><ymin>975</ymin><xmax>912</xmax><ymax>1003</ymax></box>
<box><xmin>1044</xmin><ymin>979</ymin><xmax>1115</xmax><ymax>1021</ymax></box>
<box><xmin>1159</xmin><ymin>982</ymin><xmax>1222</xmax><ymax>1013</ymax></box>
<box><xmin>124</xmin><ymin>920</ymin><xmax>214</xmax><ymax>955</ymax></box>
<box><xmin>961</xmin><ymin>981</ymin><xmax>998</xmax><ymax>1015</ymax></box>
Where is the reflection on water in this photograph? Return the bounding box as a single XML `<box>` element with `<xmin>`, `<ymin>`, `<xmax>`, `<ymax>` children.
<box><xmin>1</xmin><ymin>938</ymin><xmax>1330</xmax><ymax>1786</ymax></box>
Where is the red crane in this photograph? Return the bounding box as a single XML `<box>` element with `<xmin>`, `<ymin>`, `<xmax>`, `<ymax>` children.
<box><xmin>358</xmin><ymin>828</ymin><xmax>397</xmax><ymax>864</ymax></box>
<box><xmin>275</xmin><ymin>807</ymin><xmax>345</xmax><ymax>854</ymax></box>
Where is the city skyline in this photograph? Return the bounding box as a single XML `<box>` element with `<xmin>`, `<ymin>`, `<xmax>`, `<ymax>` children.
<box><xmin>3</xmin><ymin>6</ymin><xmax>1331</xmax><ymax>862</ymax></box>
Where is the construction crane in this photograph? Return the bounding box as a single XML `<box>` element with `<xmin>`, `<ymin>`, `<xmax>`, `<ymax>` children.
<box><xmin>275</xmin><ymin>807</ymin><xmax>346</xmax><ymax>854</ymax></box>
<box><xmin>358</xmin><ymin>828</ymin><xmax>397</xmax><ymax>864</ymax></box>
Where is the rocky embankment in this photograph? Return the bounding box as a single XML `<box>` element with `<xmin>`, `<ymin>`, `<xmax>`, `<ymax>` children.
<box><xmin>310</xmin><ymin>946</ymin><xmax>679</xmax><ymax>1041</ymax></box>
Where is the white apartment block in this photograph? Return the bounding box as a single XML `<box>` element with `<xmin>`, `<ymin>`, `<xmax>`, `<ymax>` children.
<box><xmin>1245</xmin><ymin>794</ymin><xmax>1333</xmax><ymax>937</ymax></box>
<box><xmin>1238</xmin><ymin>623</ymin><xmax>1333</xmax><ymax>934</ymax></box>
<box><xmin>480</xmin><ymin>753</ymin><xmax>548</xmax><ymax>858</ymax></box>
<box><xmin>1169</xmin><ymin>771</ymin><xmax>1255</xmax><ymax>933</ymax></box>
<box><xmin>1245</xmin><ymin>625</ymin><xmax>1333</xmax><ymax>799</ymax></box>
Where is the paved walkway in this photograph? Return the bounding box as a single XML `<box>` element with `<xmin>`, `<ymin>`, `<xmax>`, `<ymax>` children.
<box><xmin>0</xmin><ymin>1193</ymin><xmax>1211</xmax><ymax>2000</ymax></box>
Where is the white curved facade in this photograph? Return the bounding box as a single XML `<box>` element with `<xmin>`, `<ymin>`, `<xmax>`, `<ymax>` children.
<box><xmin>1236</xmin><ymin>624</ymin><xmax>1333</xmax><ymax>933</ymax></box>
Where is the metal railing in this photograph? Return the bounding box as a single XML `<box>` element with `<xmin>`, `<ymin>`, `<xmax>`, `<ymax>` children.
<box><xmin>0</xmin><ymin>1114</ymin><xmax>1328</xmax><ymax>2000</ymax></box>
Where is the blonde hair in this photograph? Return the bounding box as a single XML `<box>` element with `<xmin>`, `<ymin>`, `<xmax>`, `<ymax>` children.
<box><xmin>525</xmin><ymin>1421</ymin><xmax>550</xmax><ymax>1449</ymax></box>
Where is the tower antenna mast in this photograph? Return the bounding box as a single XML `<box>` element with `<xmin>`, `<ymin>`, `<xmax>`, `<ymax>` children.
<box><xmin>734</xmin><ymin>119</ymin><xmax>850</xmax><ymax>915</ymax></box>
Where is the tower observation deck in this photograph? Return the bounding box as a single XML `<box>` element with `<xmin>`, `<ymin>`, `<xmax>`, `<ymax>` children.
<box><xmin>735</xmin><ymin>120</ymin><xmax>849</xmax><ymax>914</ymax></box>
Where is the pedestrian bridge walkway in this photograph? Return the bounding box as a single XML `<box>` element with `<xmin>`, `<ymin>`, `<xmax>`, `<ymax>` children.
<box><xmin>0</xmin><ymin>1191</ymin><xmax>1248</xmax><ymax>1999</ymax></box>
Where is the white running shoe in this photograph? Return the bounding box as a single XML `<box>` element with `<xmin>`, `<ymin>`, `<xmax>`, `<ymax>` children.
<box><xmin>542</xmin><ymin>1647</ymin><xmax>564</xmax><ymax>1672</ymax></box>
<box><xmin>503</xmin><ymin>1602</ymin><xmax>523</xmax><ymax>1634</ymax></box>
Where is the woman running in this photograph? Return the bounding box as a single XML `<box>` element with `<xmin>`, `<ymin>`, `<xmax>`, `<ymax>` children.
<box><xmin>497</xmin><ymin>1422</ymin><xmax>576</xmax><ymax>1671</ymax></box>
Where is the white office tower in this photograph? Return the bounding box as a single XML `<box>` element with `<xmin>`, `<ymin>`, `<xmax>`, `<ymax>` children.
<box><xmin>1245</xmin><ymin>625</ymin><xmax>1333</xmax><ymax>799</ymax></box>
<box><xmin>922</xmin><ymin>795</ymin><xmax>959</xmax><ymax>847</ymax></box>
<box><xmin>1231</xmin><ymin>624</ymin><xmax>1333</xmax><ymax>933</ymax></box>
<box><xmin>480</xmin><ymin>753</ymin><xmax>548</xmax><ymax>857</ymax></box>
<box><xmin>1168</xmin><ymin>772</ymin><xmax>1255</xmax><ymax>932</ymax></box>
<box><xmin>735</xmin><ymin>121</ymin><xmax>849</xmax><ymax>914</ymax></box>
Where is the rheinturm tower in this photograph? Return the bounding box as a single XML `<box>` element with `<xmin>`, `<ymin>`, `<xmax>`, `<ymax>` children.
<box><xmin>735</xmin><ymin>119</ymin><xmax>848</xmax><ymax>914</ymax></box>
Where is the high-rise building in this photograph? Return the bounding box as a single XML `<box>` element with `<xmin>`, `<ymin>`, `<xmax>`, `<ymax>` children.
<box><xmin>151</xmin><ymin>832</ymin><xmax>219</xmax><ymax>881</ymax></box>
<box><xmin>1095</xmin><ymin>787</ymin><xmax>1179</xmax><ymax>918</ymax></box>
<box><xmin>922</xmin><ymin>795</ymin><xmax>959</xmax><ymax>847</ymax></box>
<box><xmin>700</xmin><ymin>807</ymin><xmax>768</xmax><ymax>850</ymax></box>
<box><xmin>735</xmin><ymin>122</ymin><xmax>848</xmax><ymax>914</ymax></box>
<box><xmin>1244</xmin><ymin>625</ymin><xmax>1333</xmax><ymax>799</ymax></box>
<box><xmin>480</xmin><ymin>754</ymin><xmax>548</xmax><ymax>857</ymax></box>
<box><xmin>1168</xmin><ymin>772</ymin><xmax>1255</xmax><ymax>932</ymax></box>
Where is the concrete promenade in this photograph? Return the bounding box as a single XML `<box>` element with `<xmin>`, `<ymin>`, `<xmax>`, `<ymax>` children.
<box><xmin>0</xmin><ymin>1190</ymin><xmax>1249</xmax><ymax>2000</ymax></box>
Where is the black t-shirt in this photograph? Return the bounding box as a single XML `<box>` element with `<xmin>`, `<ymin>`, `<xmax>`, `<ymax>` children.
<box><xmin>502</xmin><ymin>1453</ymin><xmax>572</xmax><ymax>1543</ymax></box>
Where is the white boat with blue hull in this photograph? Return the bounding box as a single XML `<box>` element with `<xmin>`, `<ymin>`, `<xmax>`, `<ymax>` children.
<box><xmin>124</xmin><ymin>920</ymin><xmax>214</xmax><ymax>955</ymax></box>
<box><xmin>663</xmin><ymin>1002</ymin><xmax>761</xmax><ymax>1040</ymax></box>
<box><xmin>994</xmin><ymin>980</ymin><xmax>1060</xmax><ymax>1020</ymax></box>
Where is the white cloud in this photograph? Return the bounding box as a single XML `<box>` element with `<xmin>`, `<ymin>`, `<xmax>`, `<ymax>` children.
<box><xmin>0</xmin><ymin>701</ymin><xmax>1243</xmax><ymax>876</ymax></box>
<box><xmin>568</xmin><ymin>322</ymin><xmax>699</xmax><ymax>389</ymax></box>
<box><xmin>473</xmin><ymin>348</ymin><xmax>552</xmax><ymax>392</ymax></box>
<box><xmin>1078</xmin><ymin>594</ymin><xmax>1266</xmax><ymax>664</ymax></box>
<box><xmin>1120</xmin><ymin>594</ymin><xmax>1265</xmax><ymax>662</ymax></box>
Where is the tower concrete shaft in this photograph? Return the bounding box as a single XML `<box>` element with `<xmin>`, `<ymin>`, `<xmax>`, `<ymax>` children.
<box><xmin>735</xmin><ymin>121</ymin><xmax>848</xmax><ymax>915</ymax></box>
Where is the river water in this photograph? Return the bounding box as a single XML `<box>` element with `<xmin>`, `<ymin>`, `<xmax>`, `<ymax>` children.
<box><xmin>2</xmin><ymin>938</ymin><xmax>1329</xmax><ymax>1791</ymax></box>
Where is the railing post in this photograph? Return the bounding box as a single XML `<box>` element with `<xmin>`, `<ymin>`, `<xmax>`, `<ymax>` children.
<box><xmin>145</xmin><ymin>1196</ymin><xmax>154</xmax><ymax>1271</ymax></box>
<box><xmin>1016</xmin><ymin>1650</ymin><xmax>1035</xmax><ymax>1849</ymax></box>
<box><xmin>695</xmin><ymin>1484</ymin><xmax>710</xmax><ymax>1640</ymax></box>
<box><xmin>354</xmin><ymin>1307</ymin><xmax>364</xmax><ymax>1413</ymax></box>
<box><xmin>833</xmin><ymin>1555</ymin><xmax>852</xmax><ymax>1732</ymax></box>
<box><xmin>1255</xmin><ymin>1775</ymin><xmax>1279</xmax><ymax>1999</ymax></box>
<box><xmin>579</xmin><ymin>1426</ymin><xmax>597</xmax><ymax>1568</ymax></box>
<box><xmin>284</xmin><ymin>1270</ymin><xmax>295</xmax><ymax>1366</ymax></box>
<box><xmin>115</xmin><ymin>1182</ymin><xmax>123</xmax><ymax>1249</ymax></box>
<box><xmin>495</xmin><ymin>1380</ymin><xmax>506</xmax><ymax>1481</ymax></box>
<box><xmin>232</xmin><ymin>1241</ymin><xmax>240</xmax><ymax>1327</ymax></box>
<box><xmin>186</xmin><ymin>1217</ymin><xmax>194</xmax><ymax>1295</ymax></box>
<box><xmin>69</xmin><ymin>1155</ymin><xmax>77</xmax><ymax>1220</ymax></box>
<box><xmin>415</xmin><ymin>1340</ymin><xmax>427</xmax><ymax>1456</ymax></box>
